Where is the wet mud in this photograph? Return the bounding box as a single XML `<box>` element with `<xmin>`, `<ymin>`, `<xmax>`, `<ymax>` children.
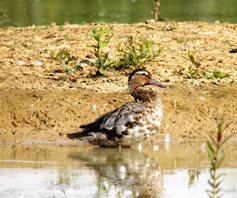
<box><xmin>0</xmin><ymin>84</ymin><xmax>236</xmax><ymax>144</ymax></box>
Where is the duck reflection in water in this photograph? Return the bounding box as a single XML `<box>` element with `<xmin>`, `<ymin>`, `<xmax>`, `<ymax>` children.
<box><xmin>68</xmin><ymin>148</ymin><xmax>162</xmax><ymax>197</ymax></box>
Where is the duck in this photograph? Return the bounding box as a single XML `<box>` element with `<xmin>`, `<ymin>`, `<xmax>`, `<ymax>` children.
<box><xmin>67</xmin><ymin>69</ymin><xmax>166</xmax><ymax>147</ymax></box>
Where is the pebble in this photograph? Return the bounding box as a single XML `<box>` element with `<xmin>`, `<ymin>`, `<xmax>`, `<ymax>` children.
<box><xmin>31</xmin><ymin>60</ymin><xmax>43</xmax><ymax>66</ymax></box>
<box><xmin>16</xmin><ymin>60</ymin><xmax>25</xmax><ymax>66</ymax></box>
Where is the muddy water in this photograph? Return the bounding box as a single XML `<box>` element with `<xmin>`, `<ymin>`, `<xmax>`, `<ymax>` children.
<box><xmin>0</xmin><ymin>143</ymin><xmax>236</xmax><ymax>198</ymax></box>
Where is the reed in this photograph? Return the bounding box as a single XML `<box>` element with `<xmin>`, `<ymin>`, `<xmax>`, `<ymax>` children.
<box><xmin>206</xmin><ymin>122</ymin><xmax>234</xmax><ymax>198</ymax></box>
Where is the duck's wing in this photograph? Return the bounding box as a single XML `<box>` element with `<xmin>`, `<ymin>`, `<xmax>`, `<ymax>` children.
<box><xmin>67</xmin><ymin>102</ymin><xmax>144</xmax><ymax>139</ymax></box>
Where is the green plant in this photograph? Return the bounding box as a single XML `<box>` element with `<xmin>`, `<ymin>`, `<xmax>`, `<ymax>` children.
<box><xmin>117</xmin><ymin>36</ymin><xmax>162</xmax><ymax>69</ymax></box>
<box><xmin>187</xmin><ymin>65</ymin><xmax>199</xmax><ymax>79</ymax></box>
<box><xmin>202</xmin><ymin>71</ymin><xmax>230</xmax><ymax>79</ymax></box>
<box><xmin>53</xmin><ymin>48</ymin><xmax>78</xmax><ymax>73</ymax></box>
<box><xmin>206</xmin><ymin>122</ymin><xmax>234</xmax><ymax>198</ymax></box>
<box><xmin>187</xmin><ymin>49</ymin><xmax>201</xmax><ymax>67</ymax></box>
<box><xmin>88</xmin><ymin>26</ymin><xmax>114</xmax><ymax>75</ymax></box>
<box><xmin>181</xmin><ymin>50</ymin><xmax>230</xmax><ymax>80</ymax></box>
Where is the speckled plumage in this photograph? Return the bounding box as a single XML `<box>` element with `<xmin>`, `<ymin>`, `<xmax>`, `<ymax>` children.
<box><xmin>67</xmin><ymin>69</ymin><xmax>165</xmax><ymax>147</ymax></box>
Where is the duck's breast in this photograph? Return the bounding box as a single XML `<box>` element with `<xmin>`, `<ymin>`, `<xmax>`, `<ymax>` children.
<box><xmin>120</xmin><ymin>100</ymin><xmax>163</xmax><ymax>147</ymax></box>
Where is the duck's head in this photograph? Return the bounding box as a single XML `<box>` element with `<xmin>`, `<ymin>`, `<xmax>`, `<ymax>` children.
<box><xmin>128</xmin><ymin>69</ymin><xmax>165</xmax><ymax>92</ymax></box>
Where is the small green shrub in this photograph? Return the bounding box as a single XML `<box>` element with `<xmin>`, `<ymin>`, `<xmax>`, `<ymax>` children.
<box><xmin>52</xmin><ymin>48</ymin><xmax>78</xmax><ymax>73</ymax></box>
<box><xmin>117</xmin><ymin>36</ymin><xmax>162</xmax><ymax>69</ymax></box>
<box><xmin>88</xmin><ymin>26</ymin><xmax>114</xmax><ymax>75</ymax></box>
<box><xmin>50</xmin><ymin>27</ymin><xmax>163</xmax><ymax>76</ymax></box>
<box><xmin>180</xmin><ymin>50</ymin><xmax>230</xmax><ymax>80</ymax></box>
<box><xmin>202</xmin><ymin>71</ymin><xmax>230</xmax><ymax>80</ymax></box>
<box><xmin>206</xmin><ymin>123</ymin><xmax>234</xmax><ymax>198</ymax></box>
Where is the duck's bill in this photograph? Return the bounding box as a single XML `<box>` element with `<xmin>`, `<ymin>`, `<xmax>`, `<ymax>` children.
<box><xmin>149</xmin><ymin>79</ymin><xmax>166</xmax><ymax>88</ymax></box>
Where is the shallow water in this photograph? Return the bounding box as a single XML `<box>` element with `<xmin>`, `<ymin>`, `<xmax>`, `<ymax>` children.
<box><xmin>0</xmin><ymin>143</ymin><xmax>237</xmax><ymax>198</ymax></box>
<box><xmin>0</xmin><ymin>0</ymin><xmax>237</xmax><ymax>27</ymax></box>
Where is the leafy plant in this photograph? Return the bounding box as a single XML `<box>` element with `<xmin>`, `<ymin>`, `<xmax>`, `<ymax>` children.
<box><xmin>117</xmin><ymin>36</ymin><xmax>162</xmax><ymax>69</ymax></box>
<box><xmin>206</xmin><ymin>122</ymin><xmax>234</xmax><ymax>198</ymax></box>
<box><xmin>202</xmin><ymin>71</ymin><xmax>230</xmax><ymax>80</ymax></box>
<box><xmin>88</xmin><ymin>26</ymin><xmax>114</xmax><ymax>75</ymax></box>
<box><xmin>52</xmin><ymin>48</ymin><xmax>78</xmax><ymax>73</ymax></box>
<box><xmin>181</xmin><ymin>50</ymin><xmax>230</xmax><ymax>80</ymax></box>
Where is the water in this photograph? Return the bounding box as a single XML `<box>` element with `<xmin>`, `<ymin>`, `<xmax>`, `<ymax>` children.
<box><xmin>0</xmin><ymin>0</ymin><xmax>237</xmax><ymax>27</ymax></box>
<box><xmin>0</xmin><ymin>143</ymin><xmax>237</xmax><ymax>197</ymax></box>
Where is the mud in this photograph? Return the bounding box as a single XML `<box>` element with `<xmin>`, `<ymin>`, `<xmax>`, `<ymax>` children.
<box><xmin>0</xmin><ymin>84</ymin><xmax>236</xmax><ymax>144</ymax></box>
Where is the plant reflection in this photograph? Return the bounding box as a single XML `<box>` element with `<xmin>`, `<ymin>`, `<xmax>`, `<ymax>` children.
<box><xmin>188</xmin><ymin>169</ymin><xmax>201</xmax><ymax>188</ymax></box>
